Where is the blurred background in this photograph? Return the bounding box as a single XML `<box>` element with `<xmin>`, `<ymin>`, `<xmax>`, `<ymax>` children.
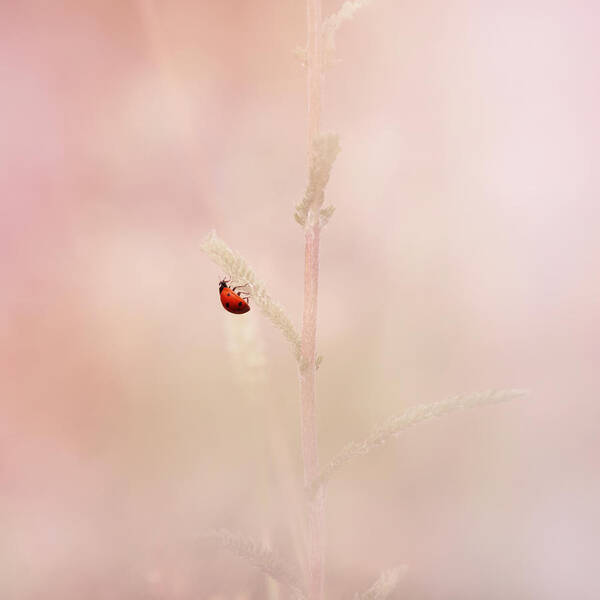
<box><xmin>2</xmin><ymin>1</ymin><xmax>599</xmax><ymax>598</ymax></box>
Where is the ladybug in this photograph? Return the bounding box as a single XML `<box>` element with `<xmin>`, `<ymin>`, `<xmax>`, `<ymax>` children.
<box><xmin>219</xmin><ymin>279</ymin><xmax>250</xmax><ymax>314</ymax></box>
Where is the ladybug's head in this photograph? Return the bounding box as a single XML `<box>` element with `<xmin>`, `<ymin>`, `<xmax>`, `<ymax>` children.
<box><xmin>219</xmin><ymin>279</ymin><xmax>229</xmax><ymax>293</ymax></box>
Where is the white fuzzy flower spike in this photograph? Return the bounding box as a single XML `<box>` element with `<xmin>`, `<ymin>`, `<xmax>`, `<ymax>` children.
<box><xmin>353</xmin><ymin>566</ymin><xmax>407</xmax><ymax>600</ymax></box>
<box><xmin>201</xmin><ymin>231</ymin><xmax>302</xmax><ymax>361</ymax></box>
<box><xmin>309</xmin><ymin>389</ymin><xmax>529</xmax><ymax>493</ymax></box>
<box><xmin>322</xmin><ymin>0</ymin><xmax>372</xmax><ymax>66</ymax></box>
<box><xmin>204</xmin><ymin>529</ymin><xmax>305</xmax><ymax>599</ymax></box>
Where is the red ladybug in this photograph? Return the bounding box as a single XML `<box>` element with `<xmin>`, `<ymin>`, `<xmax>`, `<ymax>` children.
<box><xmin>219</xmin><ymin>279</ymin><xmax>250</xmax><ymax>314</ymax></box>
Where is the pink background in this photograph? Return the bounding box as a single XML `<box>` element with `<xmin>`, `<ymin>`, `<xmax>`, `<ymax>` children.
<box><xmin>2</xmin><ymin>1</ymin><xmax>599</xmax><ymax>598</ymax></box>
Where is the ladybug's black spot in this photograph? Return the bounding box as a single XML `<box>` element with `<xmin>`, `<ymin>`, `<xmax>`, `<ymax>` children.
<box><xmin>225</xmin><ymin>302</ymin><xmax>230</xmax><ymax>307</ymax></box>
<box><xmin>238</xmin><ymin>302</ymin><xmax>242</xmax><ymax>307</ymax></box>
<box><xmin>227</xmin><ymin>293</ymin><xmax>231</xmax><ymax>296</ymax></box>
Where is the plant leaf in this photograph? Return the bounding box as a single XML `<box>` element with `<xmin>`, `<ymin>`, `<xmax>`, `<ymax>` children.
<box><xmin>309</xmin><ymin>389</ymin><xmax>529</xmax><ymax>493</ymax></box>
<box><xmin>204</xmin><ymin>529</ymin><xmax>305</xmax><ymax>598</ymax></box>
<box><xmin>201</xmin><ymin>231</ymin><xmax>301</xmax><ymax>361</ymax></box>
<box><xmin>353</xmin><ymin>566</ymin><xmax>407</xmax><ymax>600</ymax></box>
<box><xmin>295</xmin><ymin>133</ymin><xmax>341</xmax><ymax>227</ymax></box>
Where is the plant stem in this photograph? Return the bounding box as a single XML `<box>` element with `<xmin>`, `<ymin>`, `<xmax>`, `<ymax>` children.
<box><xmin>306</xmin><ymin>0</ymin><xmax>322</xmax><ymax>146</ymax></box>
<box><xmin>300</xmin><ymin>224</ymin><xmax>324</xmax><ymax>600</ymax></box>
<box><xmin>300</xmin><ymin>1</ymin><xmax>324</xmax><ymax>599</ymax></box>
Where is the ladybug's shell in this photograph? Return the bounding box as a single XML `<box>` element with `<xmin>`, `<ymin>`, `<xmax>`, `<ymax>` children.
<box><xmin>220</xmin><ymin>287</ymin><xmax>250</xmax><ymax>314</ymax></box>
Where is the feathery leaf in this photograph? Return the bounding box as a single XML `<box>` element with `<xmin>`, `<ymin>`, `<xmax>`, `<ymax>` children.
<box><xmin>323</xmin><ymin>0</ymin><xmax>372</xmax><ymax>66</ymax></box>
<box><xmin>353</xmin><ymin>566</ymin><xmax>407</xmax><ymax>600</ymax></box>
<box><xmin>310</xmin><ymin>389</ymin><xmax>529</xmax><ymax>493</ymax></box>
<box><xmin>295</xmin><ymin>133</ymin><xmax>341</xmax><ymax>227</ymax></box>
<box><xmin>201</xmin><ymin>231</ymin><xmax>301</xmax><ymax>360</ymax></box>
<box><xmin>319</xmin><ymin>205</ymin><xmax>336</xmax><ymax>226</ymax></box>
<box><xmin>204</xmin><ymin>529</ymin><xmax>305</xmax><ymax>598</ymax></box>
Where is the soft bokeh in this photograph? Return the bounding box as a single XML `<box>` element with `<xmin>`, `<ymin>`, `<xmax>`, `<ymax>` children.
<box><xmin>2</xmin><ymin>1</ymin><xmax>599</xmax><ymax>598</ymax></box>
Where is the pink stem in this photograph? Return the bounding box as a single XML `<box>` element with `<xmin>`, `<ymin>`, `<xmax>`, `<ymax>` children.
<box><xmin>300</xmin><ymin>224</ymin><xmax>324</xmax><ymax>600</ymax></box>
<box><xmin>300</xmin><ymin>1</ymin><xmax>324</xmax><ymax>599</ymax></box>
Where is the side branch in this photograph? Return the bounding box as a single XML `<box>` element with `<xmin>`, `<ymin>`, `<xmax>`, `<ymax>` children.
<box><xmin>309</xmin><ymin>389</ymin><xmax>528</xmax><ymax>493</ymax></box>
<box><xmin>353</xmin><ymin>566</ymin><xmax>407</xmax><ymax>600</ymax></box>
<box><xmin>322</xmin><ymin>0</ymin><xmax>372</xmax><ymax>65</ymax></box>
<box><xmin>295</xmin><ymin>133</ymin><xmax>341</xmax><ymax>227</ymax></box>
<box><xmin>201</xmin><ymin>230</ymin><xmax>301</xmax><ymax>360</ymax></box>
<box><xmin>323</xmin><ymin>0</ymin><xmax>372</xmax><ymax>37</ymax></box>
<box><xmin>204</xmin><ymin>529</ymin><xmax>306</xmax><ymax>598</ymax></box>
